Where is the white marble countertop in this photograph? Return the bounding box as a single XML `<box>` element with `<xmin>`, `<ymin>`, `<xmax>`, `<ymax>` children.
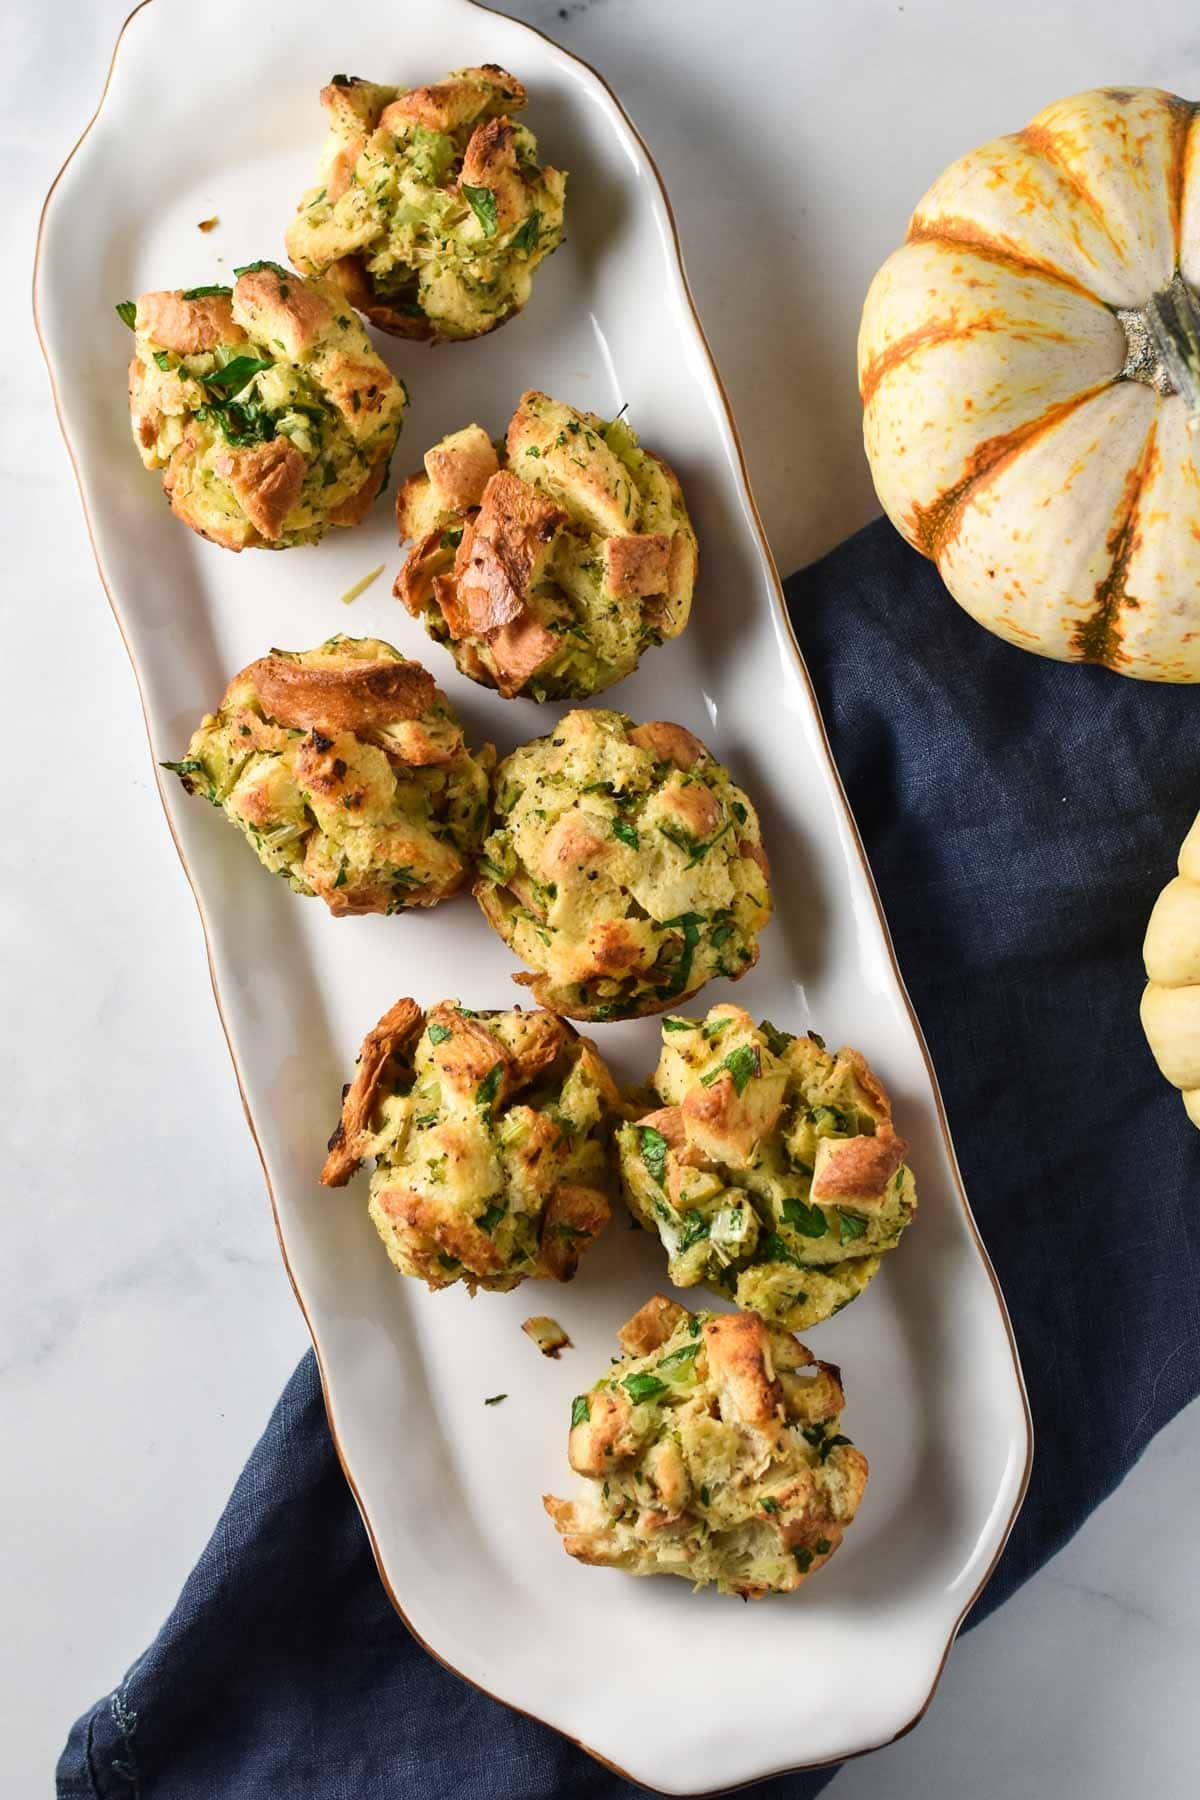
<box><xmin>7</xmin><ymin>0</ymin><xmax>1198</xmax><ymax>1793</ymax></box>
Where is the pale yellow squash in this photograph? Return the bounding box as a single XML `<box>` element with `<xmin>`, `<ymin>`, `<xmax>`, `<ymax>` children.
<box><xmin>1142</xmin><ymin>811</ymin><xmax>1200</xmax><ymax>1125</ymax></box>
<box><xmin>860</xmin><ymin>87</ymin><xmax>1200</xmax><ymax>681</ymax></box>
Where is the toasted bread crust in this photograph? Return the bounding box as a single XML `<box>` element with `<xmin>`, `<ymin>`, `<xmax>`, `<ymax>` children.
<box><xmin>233</xmin><ymin>265</ymin><xmax>332</xmax><ymax>358</ymax></box>
<box><xmin>126</xmin><ymin>267</ymin><xmax>405</xmax><ymax>551</ymax></box>
<box><xmin>164</xmin><ymin>637</ymin><xmax>490</xmax><ymax>918</ymax></box>
<box><xmin>213</xmin><ymin>438</ymin><xmax>307</xmax><ymax>542</ymax></box>
<box><xmin>425</xmin><ymin>426</ymin><xmax>500</xmax><ymax>512</ymax></box>
<box><xmin>811</xmin><ymin>1127</ymin><xmax>909</xmax><ymax>1203</ymax></box>
<box><xmin>242</xmin><ymin>654</ymin><xmax>437</xmax><ymax>734</ymax></box>
<box><xmin>322</xmin><ymin>997</ymin><xmax>424</xmax><ymax>1185</ymax></box>
<box><xmin>618</xmin><ymin>1006</ymin><xmax>918</xmax><ymax>1329</ymax></box>
<box><xmin>287</xmin><ymin>65</ymin><xmax>560</xmax><ymax>342</ymax></box>
<box><xmin>617</xmin><ymin>1295</ymin><xmax>688</xmax><ymax>1357</ymax></box>
<box><xmin>547</xmin><ymin>1299</ymin><xmax>867</xmax><ymax>1596</ymax></box>
<box><xmin>476</xmin><ymin>710</ymin><xmax>770</xmax><ymax>1020</ymax></box>
<box><xmin>135</xmin><ymin>290</ymin><xmax>246</xmax><ymax>354</ymax></box>
<box><xmin>627</xmin><ymin>720</ymin><xmax>707</xmax><ymax>770</ymax></box>
<box><xmin>393</xmin><ymin>392</ymin><xmax>696</xmax><ymax>698</ymax></box>
<box><xmin>323</xmin><ymin>997</ymin><xmax>622</xmax><ymax>1295</ymax></box>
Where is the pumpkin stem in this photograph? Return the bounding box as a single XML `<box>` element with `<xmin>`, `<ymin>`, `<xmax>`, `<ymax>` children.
<box><xmin>1145</xmin><ymin>272</ymin><xmax>1200</xmax><ymax>434</ymax></box>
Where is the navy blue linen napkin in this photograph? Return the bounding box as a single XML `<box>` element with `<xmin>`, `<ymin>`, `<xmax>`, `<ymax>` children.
<box><xmin>60</xmin><ymin>520</ymin><xmax>1200</xmax><ymax>1799</ymax></box>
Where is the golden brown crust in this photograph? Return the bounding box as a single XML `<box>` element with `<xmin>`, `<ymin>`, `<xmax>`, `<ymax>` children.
<box><xmin>321</xmin><ymin>997</ymin><xmax>424</xmax><ymax>1185</ymax></box>
<box><xmin>581</xmin><ymin>918</ymin><xmax>644</xmax><ymax>979</ymax></box>
<box><xmin>811</xmin><ymin>1126</ymin><xmax>908</xmax><ymax>1203</ymax></box>
<box><xmin>395</xmin><ymin>394</ymin><xmax>695</xmax><ymax>696</ymax></box>
<box><xmin>634</xmin><ymin>1105</ymin><xmax>687</xmax><ymax>1148</ymax></box>
<box><xmin>425</xmin><ymin>1003</ymin><xmax>513</xmax><ymax>1105</ymax></box>
<box><xmin>505</xmin><ymin>1008</ymin><xmax>573</xmax><ymax>1087</ymax></box>
<box><xmin>425</xmin><ymin>427</ymin><xmax>500</xmax><ymax>512</ymax></box>
<box><xmin>377</xmin><ymin>1183</ymin><xmax>507</xmax><ymax>1278</ymax></box>
<box><xmin>540</xmin><ymin>1500</ymin><xmax>610</xmax><ymax>1567</ymax></box>
<box><xmin>233</xmin><ymin>265</ymin><xmax>332</xmax><ymax>359</ymax></box>
<box><xmin>455</xmin><ymin>471</ymin><xmax>565</xmax><ymax>634</ymax></box>
<box><xmin>506</xmin><ymin>389</ymin><xmax>632</xmax><ymax>535</ymax></box>
<box><xmin>840</xmin><ymin>1046</ymin><xmax>895</xmax><ymax>1123</ymax></box>
<box><xmin>661</xmin><ymin>778</ymin><xmax>723</xmax><ymax>841</ymax></box>
<box><xmin>602</xmin><ymin>533</ymin><xmax>672</xmax><ymax>599</ymax></box>
<box><xmin>486</xmin><ymin>614</ymin><xmax>561</xmax><ymax>696</ymax></box>
<box><xmin>380</xmin><ymin>66</ymin><xmax>525</xmax><ymax>134</ymax></box>
<box><xmin>212</xmin><ymin>438</ymin><xmax>307</xmax><ymax>542</ymax></box>
<box><xmin>777</xmin><ymin>1354</ymin><xmax>847</xmax><ymax>1426</ymax></box>
<box><xmin>546</xmin><ymin>1300</ymin><xmax>866</xmax><ymax>1596</ymax></box>
<box><xmin>135</xmin><ymin>290</ymin><xmax>246</xmax><ymax>355</ymax></box>
<box><xmin>318</xmin><ymin>76</ymin><xmax>397</xmax><ymax>133</ymax></box>
<box><xmin>702</xmin><ymin>1312</ymin><xmax>784</xmax><ymax>1430</ymax></box>
<box><xmin>617</xmin><ymin>1294</ymin><xmax>688</xmax><ymax>1357</ymax></box>
<box><xmin>626</xmin><ymin>720</ymin><xmax>706</xmax><ymax>770</ymax></box>
<box><xmin>680</xmin><ymin>1072</ymin><xmax>781</xmax><ymax>1164</ymax></box>
<box><xmin>538</xmin><ymin>1182</ymin><xmax>611</xmax><ymax>1280</ymax></box>
<box><xmin>537</xmin><ymin>811</ymin><xmax>612</xmax><ymax>883</ymax></box>
<box><xmin>394</xmin><ymin>524</ymin><xmax>444</xmax><ymax>616</ymax></box>
<box><xmin>396</xmin><ymin>477</ymin><xmax>436</xmax><ymax>550</ymax></box>
<box><xmin>568</xmin><ymin>1385</ymin><xmax>639</xmax><ymax>1476</ymax></box>
<box><xmin>375</xmin><ymin>717</ymin><xmax>455</xmax><ymax>768</ymax></box>
<box><xmin>240</xmin><ymin>654</ymin><xmax>437</xmax><ymax>734</ymax></box>
<box><xmin>459</xmin><ymin>117</ymin><xmax>527</xmax><ymax>233</ymax></box>
<box><xmin>319</xmin><ymin>351</ymin><xmax>402</xmax><ymax>438</ymax></box>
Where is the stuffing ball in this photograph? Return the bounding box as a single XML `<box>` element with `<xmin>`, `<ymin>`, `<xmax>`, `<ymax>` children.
<box><xmin>285</xmin><ymin>67</ymin><xmax>565</xmax><ymax>341</ymax></box>
<box><xmin>544</xmin><ymin>1296</ymin><xmax>868</xmax><ymax>1597</ymax></box>
<box><xmin>163</xmin><ymin>636</ymin><xmax>492</xmax><ymax>916</ymax></box>
<box><xmin>474</xmin><ymin>708</ymin><xmax>772</xmax><ymax>1020</ymax></box>
<box><xmin>321</xmin><ymin>997</ymin><xmax>626</xmax><ymax>1293</ymax></box>
<box><xmin>394</xmin><ymin>391</ymin><xmax>697</xmax><ymax>698</ymax></box>
<box><xmin>123</xmin><ymin>262</ymin><xmax>406</xmax><ymax>549</ymax></box>
<box><xmin>618</xmin><ymin>1005</ymin><xmax>917</xmax><ymax>1329</ymax></box>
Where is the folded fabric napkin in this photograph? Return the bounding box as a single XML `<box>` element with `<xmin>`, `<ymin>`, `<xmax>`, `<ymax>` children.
<box><xmin>59</xmin><ymin>520</ymin><xmax>1200</xmax><ymax>1799</ymax></box>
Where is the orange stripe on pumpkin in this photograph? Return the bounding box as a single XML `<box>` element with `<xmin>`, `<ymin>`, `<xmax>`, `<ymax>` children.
<box><xmin>1161</xmin><ymin>94</ymin><xmax>1199</xmax><ymax>261</ymax></box>
<box><xmin>1068</xmin><ymin>419</ymin><xmax>1160</xmax><ymax>669</ymax></box>
<box><xmin>858</xmin><ymin>313</ymin><xmax>1025</xmax><ymax>409</ymax></box>
<box><xmin>1015</xmin><ymin>124</ymin><xmax>1128</xmax><ymax>258</ymax></box>
<box><xmin>905</xmin><ymin>380</ymin><xmax>1116</xmax><ymax>561</ymax></box>
<box><xmin>905</xmin><ymin>216</ymin><xmax>1103</xmax><ymax>303</ymax></box>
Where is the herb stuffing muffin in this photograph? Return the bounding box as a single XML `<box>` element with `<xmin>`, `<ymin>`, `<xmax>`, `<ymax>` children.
<box><xmin>122</xmin><ymin>262</ymin><xmax>406</xmax><ymax>549</ymax></box>
<box><xmin>322</xmin><ymin>997</ymin><xmax>626</xmax><ymax>1292</ymax></box>
<box><xmin>544</xmin><ymin>1296</ymin><xmax>868</xmax><ymax>1597</ymax></box>
<box><xmin>163</xmin><ymin>636</ymin><xmax>492</xmax><ymax>916</ymax></box>
<box><xmin>474</xmin><ymin>709</ymin><xmax>772</xmax><ymax>1020</ymax></box>
<box><xmin>394</xmin><ymin>391</ymin><xmax>697</xmax><ymax>698</ymax></box>
<box><xmin>618</xmin><ymin>1005</ymin><xmax>917</xmax><ymax>1329</ymax></box>
<box><xmin>285</xmin><ymin>67</ymin><xmax>565</xmax><ymax>341</ymax></box>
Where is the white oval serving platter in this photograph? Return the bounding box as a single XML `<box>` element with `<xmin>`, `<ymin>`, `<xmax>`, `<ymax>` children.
<box><xmin>36</xmin><ymin>0</ymin><xmax>1032</xmax><ymax>1789</ymax></box>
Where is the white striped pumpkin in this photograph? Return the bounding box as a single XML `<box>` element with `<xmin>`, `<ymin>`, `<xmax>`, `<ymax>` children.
<box><xmin>859</xmin><ymin>87</ymin><xmax>1200</xmax><ymax>681</ymax></box>
<box><xmin>1142</xmin><ymin>809</ymin><xmax>1200</xmax><ymax>1127</ymax></box>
